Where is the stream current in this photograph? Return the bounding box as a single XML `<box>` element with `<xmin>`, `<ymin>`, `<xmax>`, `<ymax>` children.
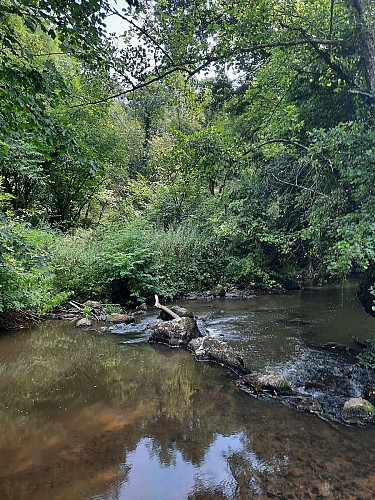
<box><xmin>0</xmin><ymin>282</ymin><xmax>375</xmax><ymax>499</ymax></box>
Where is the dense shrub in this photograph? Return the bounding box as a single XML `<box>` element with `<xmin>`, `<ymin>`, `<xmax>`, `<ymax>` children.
<box><xmin>152</xmin><ymin>223</ymin><xmax>225</xmax><ymax>297</ymax></box>
<box><xmin>0</xmin><ymin>216</ymin><xmax>67</xmax><ymax>313</ymax></box>
<box><xmin>49</xmin><ymin>223</ymin><xmax>159</xmax><ymax>303</ymax></box>
<box><xmin>47</xmin><ymin>220</ymin><xmax>226</xmax><ymax>303</ymax></box>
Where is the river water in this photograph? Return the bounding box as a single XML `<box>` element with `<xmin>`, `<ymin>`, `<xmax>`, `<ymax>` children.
<box><xmin>0</xmin><ymin>283</ymin><xmax>375</xmax><ymax>499</ymax></box>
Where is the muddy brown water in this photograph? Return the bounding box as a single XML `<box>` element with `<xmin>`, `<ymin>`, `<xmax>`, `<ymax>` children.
<box><xmin>1</xmin><ymin>283</ymin><xmax>375</xmax><ymax>499</ymax></box>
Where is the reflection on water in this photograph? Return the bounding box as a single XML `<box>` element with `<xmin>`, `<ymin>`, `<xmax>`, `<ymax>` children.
<box><xmin>0</xmin><ymin>283</ymin><xmax>375</xmax><ymax>499</ymax></box>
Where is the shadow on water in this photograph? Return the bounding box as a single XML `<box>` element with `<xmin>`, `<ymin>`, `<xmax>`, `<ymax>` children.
<box><xmin>0</xmin><ymin>282</ymin><xmax>375</xmax><ymax>499</ymax></box>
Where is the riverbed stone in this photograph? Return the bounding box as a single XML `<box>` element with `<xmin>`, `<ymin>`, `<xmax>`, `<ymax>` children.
<box><xmin>149</xmin><ymin>317</ymin><xmax>201</xmax><ymax>347</ymax></box>
<box><xmin>159</xmin><ymin>305</ymin><xmax>195</xmax><ymax>321</ymax></box>
<box><xmin>342</xmin><ymin>397</ymin><xmax>375</xmax><ymax>425</ymax></box>
<box><xmin>106</xmin><ymin>313</ymin><xmax>135</xmax><ymax>324</ymax></box>
<box><xmin>83</xmin><ymin>300</ymin><xmax>103</xmax><ymax>310</ymax></box>
<box><xmin>188</xmin><ymin>336</ymin><xmax>247</xmax><ymax>374</ymax></box>
<box><xmin>76</xmin><ymin>318</ymin><xmax>92</xmax><ymax>328</ymax></box>
<box><xmin>291</xmin><ymin>395</ymin><xmax>323</xmax><ymax>415</ymax></box>
<box><xmin>242</xmin><ymin>370</ymin><xmax>293</xmax><ymax>396</ymax></box>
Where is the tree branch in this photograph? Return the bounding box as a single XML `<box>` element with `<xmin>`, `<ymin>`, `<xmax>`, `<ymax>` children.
<box><xmin>329</xmin><ymin>0</ymin><xmax>335</xmax><ymax>38</ymax></box>
<box><xmin>109</xmin><ymin>6</ymin><xmax>176</xmax><ymax>67</ymax></box>
<box><xmin>243</xmin><ymin>139</ymin><xmax>309</xmax><ymax>157</ymax></box>
<box><xmin>154</xmin><ymin>295</ymin><xmax>181</xmax><ymax>320</ymax></box>
<box><xmin>269</xmin><ymin>172</ymin><xmax>329</xmax><ymax>198</ymax></box>
<box><xmin>70</xmin><ymin>66</ymin><xmax>190</xmax><ymax>107</ymax></box>
<box><xmin>70</xmin><ymin>37</ymin><xmax>347</xmax><ymax>107</ymax></box>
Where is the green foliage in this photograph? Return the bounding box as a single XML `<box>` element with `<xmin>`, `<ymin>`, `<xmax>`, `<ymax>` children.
<box><xmin>47</xmin><ymin>220</ymin><xmax>224</xmax><ymax>303</ymax></box>
<box><xmin>299</xmin><ymin>123</ymin><xmax>375</xmax><ymax>276</ymax></box>
<box><xmin>152</xmin><ymin>223</ymin><xmax>224</xmax><ymax>297</ymax></box>
<box><xmin>357</xmin><ymin>337</ymin><xmax>375</xmax><ymax>369</ymax></box>
<box><xmin>48</xmin><ymin>223</ymin><xmax>159</xmax><ymax>303</ymax></box>
<box><xmin>0</xmin><ymin>215</ymin><xmax>68</xmax><ymax>313</ymax></box>
<box><xmin>103</xmin><ymin>303</ymin><xmax>122</xmax><ymax>314</ymax></box>
<box><xmin>82</xmin><ymin>306</ymin><xmax>91</xmax><ymax>317</ymax></box>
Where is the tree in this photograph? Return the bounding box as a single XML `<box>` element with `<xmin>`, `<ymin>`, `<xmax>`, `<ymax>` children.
<box><xmin>92</xmin><ymin>0</ymin><xmax>374</xmax><ymax>122</ymax></box>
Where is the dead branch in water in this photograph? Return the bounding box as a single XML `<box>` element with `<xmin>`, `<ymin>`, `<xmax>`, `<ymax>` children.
<box><xmin>154</xmin><ymin>295</ymin><xmax>181</xmax><ymax>320</ymax></box>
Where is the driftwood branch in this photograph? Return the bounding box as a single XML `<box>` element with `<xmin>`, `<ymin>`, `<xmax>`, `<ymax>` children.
<box><xmin>154</xmin><ymin>295</ymin><xmax>181</xmax><ymax>320</ymax></box>
<box><xmin>69</xmin><ymin>301</ymin><xmax>83</xmax><ymax>311</ymax></box>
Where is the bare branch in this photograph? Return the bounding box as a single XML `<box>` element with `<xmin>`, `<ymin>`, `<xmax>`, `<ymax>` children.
<box><xmin>269</xmin><ymin>172</ymin><xmax>329</xmax><ymax>198</ymax></box>
<box><xmin>109</xmin><ymin>6</ymin><xmax>176</xmax><ymax>67</ymax></box>
<box><xmin>70</xmin><ymin>36</ymin><xmax>347</xmax><ymax>107</ymax></box>
<box><xmin>154</xmin><ymin>295</ymin><xmax>181</xmax><ymax>320</ymax></box>
<box><xmin>242</xmin><ymin>139</ymin><xmax>308</xmax><ymax>158</ymax></box>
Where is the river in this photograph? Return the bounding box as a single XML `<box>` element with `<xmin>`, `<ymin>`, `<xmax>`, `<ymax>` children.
<box><xmin>0</xmin><ymin>283</ymin><xmax>375</xmax><ymax>499</ymax></box>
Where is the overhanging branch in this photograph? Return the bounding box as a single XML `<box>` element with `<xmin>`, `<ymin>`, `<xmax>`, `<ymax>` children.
<box><xmin>70</xmin><ymin>36</ymin><xmax>346</xmax><ymax>107</ymax></box>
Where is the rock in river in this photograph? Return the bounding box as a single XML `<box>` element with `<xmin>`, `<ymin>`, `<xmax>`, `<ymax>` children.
<box><xmin>106</xmin><ymin>313</ymin><xmax>135</xmax><ymax>324</ymax></box>
<box><xmin>188</xmin><ymin>336</ymin><xmax>247</xmax><ymax>375</ymax></box>
<box><xmin>149</xmin><ymin>317</ymin><xmax>202</xmax><ymax>347</ymax></box>
<box><xmin>342</xmin><ymin>397</ymin><xmax>375</xmax><ymax>425</ymax></box>
<box><xmin>159</xmin><ymin>305</ymin><xmax>195</xmax><ymax>321</ymax></box>
<box><xmin>76</xmin><ymin>318</ymin><xmax>92</xmax><ymax>328</ymax></box>
<box><xmin>242</xmin><ymin>369</ymin><xmax>293</xmax><ymax>396</ymax></box>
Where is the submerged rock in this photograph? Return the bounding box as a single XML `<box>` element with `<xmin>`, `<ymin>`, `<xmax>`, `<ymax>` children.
<box><xmin>188</xmin><ymin>336</ymin><xmax>247</xmax><ymax>375</ymax></box>
<box><xmin>242</xmin><ymin>370</ymin><xmax>293</xmax><ymax>396</ymax></box>
<box><xmin>290</xmin><ymin>395</ymin><xmax>323</xmax><ymax>415</ymax></box>
<box><xmin>149</xmin><ymin>317</ymin><xmax>202</xmax><ymax>347</ymax></box>
<box><xmin>342</xmin><ymin>397</ymin><xmax>375</xmax><ymax>425</ymax></box>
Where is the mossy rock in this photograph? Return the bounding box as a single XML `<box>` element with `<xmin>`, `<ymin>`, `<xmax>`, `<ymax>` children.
<box><xmin>342</xmin><ymin>397</ymin><xmax>375</xmax><ymax>425</ymax></box>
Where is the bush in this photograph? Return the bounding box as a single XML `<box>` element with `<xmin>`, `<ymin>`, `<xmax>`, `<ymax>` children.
<box><xmin>49</xmin><ymin>222</ymin><xmax>159</xmax><ymax>303</ymax></box>
<box><xmin>357</xmin><ymin>337</ymin><xmax>375</xmax><ymax>369</ymax></box>
<box><xmin>0</xmin><ymin>216</ymin><xmax>68</xmax><ymax>313</ymax></box>
<box><xmin>152</xmin><ymin>223</ymin><xmax>225</xmax><ymax>297</ymax></box>
<box><xmin>47</xmin><ymin>219</ymin><xmax>228</xmax><ymax>303</ymax></box>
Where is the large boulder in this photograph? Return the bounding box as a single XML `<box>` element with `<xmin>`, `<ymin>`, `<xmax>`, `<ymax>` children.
<box><xmin>242</xmin><ymin>370</ymin><xmax>293</xmax><ymax>396</ymax></box>
<box><xmin>149</xmin><ymin>317</ymin><xmax>202</xmax><ymax>347</ymax></box>
<box><xmin>342</xmin><ymin>397</ymin><xmax>375</xmax><ymax>425</ymax></box>
<box><xmin>188</xmin><ymin>336</ymin><xmax>247</xmax><ymax>375</ymax></box>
